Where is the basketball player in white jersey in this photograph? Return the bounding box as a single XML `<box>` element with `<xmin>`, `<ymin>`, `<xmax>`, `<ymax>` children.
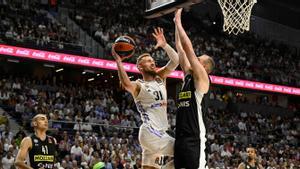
<box><xmin>174</xmin><ymin>9</ymin><xmax>215</xmax><ymax>169</ymax></box>
<box><xmin>112</xmin><ymin>27</ymin><xmax>179</xmax><ymax>169</ymax></box>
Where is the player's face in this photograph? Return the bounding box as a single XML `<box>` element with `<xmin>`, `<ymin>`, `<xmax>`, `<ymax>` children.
<box><xmin>35</xmin><ymin>115</ymin><xmax>49</xmax><ymax>130</ymax></box>
<box><xmin>198</xmin><ymin>55</ymin><xmax>211</xmax><ymax>74</ymax></box>
<box><xmin>139</xmin><ymin>56</ymin><xmax>157</xmax><ymax>75</ymax></box>
<box><xmin>247</xmin><ymin>148</ymin><xmax>256</xmax><ymax>160</ymax></box>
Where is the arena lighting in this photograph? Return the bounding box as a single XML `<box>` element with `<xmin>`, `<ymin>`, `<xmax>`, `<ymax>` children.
<box><xmin>84</xmin><ymin>69</ymin><xmax>95</xmax><ymax>73</ymax></box>
<box><xmin>55</xmin><ymin>68</ymin><xmax>64</xmax><ymax>72</ymax></box>
<box><xmin>43</xmin><ymin>63</ymin><xmax>55</xmax><ymax>68</ymax></box>
<box><xmin>82</xmin><ymin>71</ymin><xmax>86</xmax><ymax>74</ymax></box>
<box><xmin>88</xmin><ymin>78</ymin><xmax>94</xmax><ymax>82</ymax></box>
<box><xmin>0</xmin><ymin>44</ymin><xmax>299</xmax><ymax>96</ymax></box>
<box><xmin>7</xmin><ymin>59</ymin><xmax>19</xmax><ymax>63</ymax></box>
<box><xmin>97</xmin><ymin>74</ymin><xmax>100</xmax><ymax>76</ymax></box>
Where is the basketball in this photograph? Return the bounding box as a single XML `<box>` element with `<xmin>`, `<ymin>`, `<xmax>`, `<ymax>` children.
<box><xmin>113</xmin><ymin>35</ymin><xmax>136</xmax><ymax>59</ymax></box>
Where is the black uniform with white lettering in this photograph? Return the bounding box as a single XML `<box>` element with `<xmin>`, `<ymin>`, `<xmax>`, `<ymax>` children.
<box><xmin>174</xmin><ymin>74</ymin><xmax>208</xmax><ymax>169</ymax></box>
<box><xmin>244</xmin><ymin>161</ymin><xmax>259</xmax><ymax>169</ymax></box>
<box><xmin>29</xmin><ymin>135</ymin><xmax>56</xmax><ymax>169</ymax></box>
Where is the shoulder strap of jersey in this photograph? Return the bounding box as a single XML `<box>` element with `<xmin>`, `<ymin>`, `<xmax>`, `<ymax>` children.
<box><xmin>27</xmin><ymin>135</ymin><xmax>35</xmax><ymax>151</ymax></box>
<box><xmin>30</xmin><ymin>134</ymin><xmax>36</xmax><ymax>139</ymax></box>
<box><xmin>184</xmin><ymin>73</ymin><xmax>192</xmax><ymax>80</ymax></box>
<box><xmin>137</xmin><ymin>79</ymin><xmax>144</xmax><ymax>83</ymax></box>
<box><xmin>155</xmin><ymin>75</ymin><xmax>165</xmax><ymax>84</ymax></box>
<box><xmin>255</xmin><ymin>161</ymin><xmax>259</xmax><ymax>167</ymax></box>
<box><xmin>133</xmin><ymin>79</ymin><xmax>144</xmax><ymax>100</ymax></box>
<box><xmin>30</xmin><ymin>134</ymin><xmax>37</xmax><ymax>143</ymax></box>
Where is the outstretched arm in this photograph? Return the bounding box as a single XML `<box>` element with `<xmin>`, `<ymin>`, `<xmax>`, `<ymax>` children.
<box><xmin>153</xmin><ymin>27</ymin><xmax>179</xmax><ymax>79</ymax></box>
<box><xmin>175</xmin><ymin>25</ymin><xmax>191</xmax><ymax>75</ymax></box>
<box><xmin>174</xmin><ymin>9</ymin><xmax>210</xmax><ymax>93</ymax></box>
<box><xmin>112</xmin><ymin>45</ymin><xmax>140</xmax><ymax>97</ymax></box>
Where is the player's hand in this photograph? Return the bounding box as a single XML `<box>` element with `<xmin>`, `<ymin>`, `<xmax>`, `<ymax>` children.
<box><xmin>174</xmin><ymin>8</ymin><xmax>183</xmax><ymax>25</ymax></box>
<box><xmin>111</xmin><ymin>44</ymin><xmax>124</xmax><ymax>62</ymax></box>
<box><xmin>152</xmin><ymin>27</ymin><xmax>167</xmax><ymax>49</ymax></box>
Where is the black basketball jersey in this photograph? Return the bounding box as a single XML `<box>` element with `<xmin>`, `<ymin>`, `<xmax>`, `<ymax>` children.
<box><xmin>244</xmin><ymin>161</ymin><xmax>259</xmax><ymax>169</ymax></box>
<box><xmin>175</xmin><ymin>74</ymin><xmax>207</xmax><ymax>138</ymax></box>
<box><xmin>29</xmin><ymin>135</ymin><xmax>56</xmax><ymax>169</ymax></box>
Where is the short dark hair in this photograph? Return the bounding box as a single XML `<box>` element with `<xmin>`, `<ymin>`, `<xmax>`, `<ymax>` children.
<box><xmin>246</xmin><ymin>147</ymin><xmax>257</xmax><ymax>154</ymax></box>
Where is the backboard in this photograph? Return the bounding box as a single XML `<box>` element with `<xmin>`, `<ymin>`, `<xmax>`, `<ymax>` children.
<box><xmin>145</xmin><ymin>0</ymin><xmax>203</xmax><ymax>18</ymax></box>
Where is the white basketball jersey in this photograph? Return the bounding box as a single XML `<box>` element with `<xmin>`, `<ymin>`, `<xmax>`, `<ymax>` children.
<box><xmin>134</xmin><ymin>77</ymin><xmax>169</xmax><ymax>131</ymax></box>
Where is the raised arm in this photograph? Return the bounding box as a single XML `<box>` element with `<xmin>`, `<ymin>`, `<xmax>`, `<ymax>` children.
<box><xmin>112</xmin><ymin>45</ymin><xmax>140</xmax><ymax>97</ymax></box>
<box><xmin>174</xmin><ymin>9</ymin><xmax>210</xmax><ymax>93</ymax></box>
<box><xmin>175</xmin><ymin>25</ymin><xmax>191</xmax><ymax>75</ymax></box>
<box><xmin>152</xmin><ymin>27</ymin><xmax>179</xmax><ymax>79</ymax></box>
<box><xmin>15</xmin><ymin>137</ymin><xmax>33</xmax><ymax>169</ymax></box>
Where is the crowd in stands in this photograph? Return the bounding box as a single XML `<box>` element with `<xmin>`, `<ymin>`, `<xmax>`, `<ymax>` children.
<box><xmin>0</xmin><ymin>0</ymin><xmax>85</xmax><ymax>55</ymax></box>
<box><xmin>0</xmin><ymin>1</ymin><xmax>299</xmax><ymax>168</ymax></box>
<box><xmin>67</xmin><ymin>0</ymin><xmax>300</xmax><ymax>87</ymax></box>
<box><xmin>0</xmin><ymin>75</ymin><xmax>298</xmax><ymax>168</ymax></box>
<box><xmin>205</xmin><ymin>108</ymin><xmax>299</xmax><ymax>168</ymax></box>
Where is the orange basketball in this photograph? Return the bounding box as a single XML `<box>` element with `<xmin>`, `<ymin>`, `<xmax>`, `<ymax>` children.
<box><xmin>114</xmin><ymin>35</ymin><xmax>136</xmax><ymax>59</ymax></box>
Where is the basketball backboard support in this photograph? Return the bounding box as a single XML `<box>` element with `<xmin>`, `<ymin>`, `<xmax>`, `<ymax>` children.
<box><xmin>145</xmin><ymin>0</ymin><xmax>203</xmax><ymax>19</ymax></box>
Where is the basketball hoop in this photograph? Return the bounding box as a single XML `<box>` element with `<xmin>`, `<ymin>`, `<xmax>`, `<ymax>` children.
<box><xmin>217</xmin><ymin>0</ymin><xmax>257</xmax><ymax>35</ymax></box>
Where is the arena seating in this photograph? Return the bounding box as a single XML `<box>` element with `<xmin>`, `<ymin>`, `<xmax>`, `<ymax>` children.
<box><xmin>0</xmin><ymin>1</ymin><xmax>87</xmax><ymax>56</ymax></box>
<box><xmin>66</xmin><ymin>0</ymin><xmax>300</xmax><ymax>87</ymax></box>
<box><xmin>0</xmin><ymin>1</ymin><xmax>299</xmax><ymax>168</ymax></box>
<box><xmin>1</xmin><ymin>1</ymin><xmax>298</xmax><ymax>87</ymax></box>
<box><xmin>0</xmin><ymin>76</ymin><xmax>298</xmax><ymax>168</ymax></box>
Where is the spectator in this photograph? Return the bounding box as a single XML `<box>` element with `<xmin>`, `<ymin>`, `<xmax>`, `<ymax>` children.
<box><xmin>1</xmin><ymin>151</ymin><xmax>15</xmax><ymax>169</ymax></box>
<box><xmin>70</xmin><ymin>140</ymin><xmax>83</xmax><ymax>162</ymax></box>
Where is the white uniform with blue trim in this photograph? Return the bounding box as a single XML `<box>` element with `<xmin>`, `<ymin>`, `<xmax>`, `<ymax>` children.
<box><xmin>134</xmin><ymin>76</ymin><xmax>174</xmax><ymax>168</ymax></box>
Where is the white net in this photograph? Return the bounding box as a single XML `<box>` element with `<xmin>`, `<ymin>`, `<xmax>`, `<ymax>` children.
<box><xmin>218</xmin><ymin>0</ymin><xmax>257</xmax><ymax>35</ymax></box>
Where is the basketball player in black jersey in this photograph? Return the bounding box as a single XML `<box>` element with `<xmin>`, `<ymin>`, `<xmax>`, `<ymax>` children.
<box><xmin>238</xmin><ymin>147</ymin><xmax>264</xmax><ymax>169</ymax></box>
<box><xmin>15</xmin><ymin>114</ymin><xmax>57</xmax><ymax>169</ymax></box>
<box><xmin>174</xmin><ymin>9</ymin><xmax>215</xmax><ymax>169</ymax></box>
